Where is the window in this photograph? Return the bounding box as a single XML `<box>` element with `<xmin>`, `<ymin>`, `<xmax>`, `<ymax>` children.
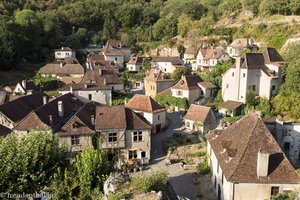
<box><xmin>217</xmin><ymin>164</ymin><xmax>219</xmax><ymax>174</ymax></box>
<box><xmin>141</xmin><ymin>151</ymin><xmax>146</xmax><ymax>158</ymax></box>
<box><xmin>186</xmin><ymin>121</ymin><xmax>190</xmax><ymax>128</ymax></box>
<box><xmin>226</xmin><ymin>84</ymin><xmax>229</xmax><ymax>89</ymax></box>
<box><xmin>232</xmin><ymin>72</ymin><xmax>234</xmax><ymax>77</ymax></box>
<box><xmin>177</xmin><ymin>90</ymin><xmax>182</xmax><ymax>96</ymax></box>
<box><xmin>241</xmin><ymin>96</ymin><xmax>243</xmax><ymax>99</ymax></box>
<box><xmin>243</xmin><ymin>73</ymin><xmax>245</xmax><ymax>78</ymax></box>
<box><xmin>284</xmin><ymin>142</ymin><xmax>290</xmax><ymax>156</ymax></box>
<box><xmin>133</xmin><ymin>131</ymin><xmax>143</xmax><ymax>142</ymax></box>
<box><xmin>65</xmin><ymin>52</ymin><xmax>70</xmax><ymax>55</ymax></box>
<box><xmin>72</xmin><ymin>122</ymin><xmax>78</xmax><ymax>129</ymax></box>
<box><xmin>272</xmin><ymin>85</ymin><xmax>276</xmax><ymax>91</ymax></box>
<box><xmin>57</xmin><ymin>53</ymin><xmax>61</xmax><ymax>55</ymax></box>
<box><xmin>164</xmin><ymin>68</ymin><xmax>166</xmax><ymax>72</ymax></box>
<box><xmin>271</xmin><ymin>186</ymin><xmax>279</xmax><ymax>196</ymax></box>
<box><xmin>158</xmin><ymin>115</ymin><xmax>160</xmax><ymax>120</ymax></box>
<box><xmin>221</xmin><ymin>173</ymin><xmax>224</xmax><ymax>185</ymax></box>
<box><xmin>115</xmin><ymin>57</ymin><xmax>117</xmax><ymax>61</ymax></box>
<box><xmin>88</xmin><ymin>94</ymin><xmax>92</xmax><ymax>100</ymax></box>
<box><xmin>129</xmin><ymin>150</ymin><xmax>138</xmax><ymax>159</ymax></box>
<box><xmin>71</xmin><ymin>135</ymin><xmax>80</xmax><ymax>145</ymax></box>
<box><xmin>252</xmin><ymin>85</ymin><xmax>256</xmax><ymax>91</ymax></box>
<box><xmin>108</xmin><ymin>133</ymin><xmax>117</xmax><ymax>143</ymax></box>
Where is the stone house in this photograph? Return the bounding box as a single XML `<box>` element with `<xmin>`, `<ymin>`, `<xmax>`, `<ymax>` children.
<box><xmin>57</xmin><ymin>83</ymin><xmax>112</xmax><ymax>105</ymax></box>
<box><xmin>38</xmin><ymin>57</ymin><xmax>85</xmax><ymax>80</ymax></box>
<box><xmin>151</xmin><ymin>57</ymin><xmax>184</xmax><ymax>74</ymax></box>
<box><xmin>222</xmin><ymin>48</ymin><xmax>285</xmax><ymax>103</ymax></box>
<box><xmin>127</xmin><ymin>57</ymin><xmax>147</xmax><ymax>72</ymax></box>
<box><xmin>54</xmin><ymin>47</ymin><xmax>76</xmax><ymax>60</ymax></box>
<box><xmin>144</xmin><ymin>69</ymin><xmax>174</xmax><ymax>97</ymax></box>
<box><xmin>160</xmin><ymin>75</ymin><xmax>217</xmax><ymax>105</ymax></box>
<box><xmin>13</xmin><ymin>80</ymin><xmax>40</xmax><ymax>95</ymax></box>
<box><xmin>196</xmin><ymin>47</ymin><xmax>230</xmax><ymax>71</ymax></box>
<box><xmin>207</xmin><ymin>113</ymin><xmax>300</xmax><ymax>200</ymax></box>
<box><xmin>0</xmin><ymin>92</ymin><xmax>47</xmax><ymax>129</ymax></box>
<box><xmin>102</xmin><ymin>49</ymin><xmax>125</xmax><ymax>68</ymax></box>
<box><xmin>104</xmin><ymin>39</ymin><xmax>131</xmax><ymax>62</ymax></box>
<box><xmin>219</xmin><ymin>100</ymin><xmax>244</xmax><ymax>117</ymax></box>
<box><xmin>183</xmin><ymin>104</ymin><xmax>217</xmax><ymax>133</ymax></box>
<box><xmin>95</xmin><ymin>105</ymin><xmax>152</xmax><ymax>165</ymax></box>
<box><xmin>125</xmin><ymin>94</ymin><xmax>167</xmax><ymax>134</ymax></box>
<box><xmin>227</xmin><ymin>38</ymin><xmax>258</xmax><ymax>58</ymax></box>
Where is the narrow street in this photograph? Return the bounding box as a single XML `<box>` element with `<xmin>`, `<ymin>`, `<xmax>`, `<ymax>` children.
<box><xmin>149</xmin><ymin>112</ymin><xmax>216</xmax><ymax>200</ymax></box>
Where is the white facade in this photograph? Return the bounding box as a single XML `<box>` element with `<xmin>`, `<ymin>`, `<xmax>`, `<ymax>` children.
<box><xmin>222</xmin><ymin>58</ymin><xmax>281</xmax><ymax>103</ymax></box>
<box><xmin>59</xmin><ymin>90</ymin><xmax>112</xmax><ymax>105</ymax></box>
<box><xmin>127</xmin><ymin>63</ymin><xmax>141</xmax><ymax>72</ymax></box>
<box><xmin>207</xmin><ymin>142</ymin><xmax>300</xmax><ymax>200</ymax></box>
<box><xmin>171</xmin><ymin>88</ymin><xmax>200</xmax><ymax>105</ymax></box>
<box><xmin>13</xmin><ymin>82</ymin><xmax>26</xmax><ymax>94</ymax></box>
<box><xmin>104</xmin><ymin>55</ymin><xmax>124</xmax><ymax>67</ymax></box>
<box><xmin>152</xmin><ymin>62</ymin><xmax>177</xmax><ymax>74</ymax></box>
<box><xmin>55</xmin><ymin>49</ymin><xmax>75</xmax><ymax>60</ymax></box>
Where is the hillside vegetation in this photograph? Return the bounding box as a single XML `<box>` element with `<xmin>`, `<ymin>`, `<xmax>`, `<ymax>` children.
<box><xmin>0</xmin><ymin>0</ymin><xmax>300</xmax><ymax>71</ymax></box>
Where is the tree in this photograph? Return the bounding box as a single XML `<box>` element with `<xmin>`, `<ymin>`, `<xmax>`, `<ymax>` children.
<box><xmin>0</xmin><ymin>131</ymin><xmax>67</xmax><ymax>193</ymax></box>
<box><xmin>246</xmin><ymin>89</ymin><xmax>258</xmax><ymax>107</ymax></box>
<box><xmin>171</xmin><ymin>67</ymin><xmax>188</xmax><ymax>83</ymax></box>
<box><xmin>177</xmin><ymin>44</ymin><xmax>185</xmax><ymax>59</ymax></box>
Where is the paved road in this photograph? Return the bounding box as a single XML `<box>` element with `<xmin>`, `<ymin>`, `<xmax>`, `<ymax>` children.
<box><xmin>149</xmin><ymin>112</ymin><xmax>216</xmax><ymax>200</ymax></box>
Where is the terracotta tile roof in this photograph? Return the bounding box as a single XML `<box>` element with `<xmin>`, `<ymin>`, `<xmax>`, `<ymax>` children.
<box><xmin>263</xmin><ymin>47</ymin><xmax>285</xmax><ymax>64</ymax></box>
<box><xmin>14</xmin><ymin>93</ymin><xmax>84</xmax><ymax>131</ymax></box>
<box><xmin>105</xmin><ymin>39</ymin><xmax>127</xmax><ymax>49</ymax></box>
<box><xmin>103</xmin><ymin>49</ymin><xmax>124</xmax><ymax>56</ymax></box>
<box><xmin>81</xmin><ymin>65</ymin><xmax>123</xmax><ymax>86</ymax></box>
<box><xmin>125</xmin><ymin>94</ymin><xmax>166</xmax><ymax>113</ymax></box>
<box><xmin>229</xmin><ymin>38</ymin><xmax>250</xmax><ymax>48</ymax></box>
<box><xmin>38</xmin><ymin>58</ymin><xmax>84</xmax><ymax>76</ymax></box>
<box><xmin>158</xmin><ymin>87</ymin><xmax>172</xmax><ymax>95</ymax></box>
<box><xmin>95</xmin><ymin>105</ymin><xmax>127</xmax><ymax>130</ymax></box>
<box><xmin>144</xmin><ymin>69</ymin><xmax>173</xmax><ymax>83</ymax></box>
<box><xmin>152</xmin><ymin>57</ymin><xmax>184</xmax><ymax>65</ymax></box>
<box><xmin>86</xmin><ymin>54</ymin><xmax>120</xmax><ymax>73</ymax></box>
<box><xmin>87</xmin><ymin>54</ymin><xmax>105</xmax><ymax>62</ymax></box>
<box><xmin>127</xmin><ymin>57</ymin><xmax>146</xmax><ymax>65</ymax></box>
<box><xmin>172</xmin><ymin>75</ymin><xmax>203</xmax><ymax>90</ymax></box>
<box><xmin>125</xmin><ymin>108</ymin><xmax>151</xmax><ymax>130</ymax></box>
<box><xmin>61</xmin><ymin>77</ymin><xmax>83</xmax><ymax>84</ymax></box>
<box><xmin>207</xmin><ymin>113</ymin><xmax>300</xmax><ymax>183</ymax></box>
<box><xmin>57</xmin><ymin>103</ymin><xmax>96</xmax><ymax>136</ymax></box>
<box><xmin>58</xmin><ymin>82</ymin><xmax>111</xmax><ymax>91</ymax></box>
<box><xmin>0</xmin><ymin>92</ymin><xmax>47</xmax><ymax>123</ymax></box>
<box><xmin>199</xmin><ymin>47</ymin><xmax>226</xmax><ymax>60</ymax></box>
<box><xmin>220</xmin><ymin>100</ymin><xmax>244</xmax><ymax>110</ymax></box>
<box><xmin>184</xmin><ymin>104</ymin><xmax>212</xmax><ymax>122</ymax></box>
<box><xmin>0</xmin><ymin>124</ymin><xmax>11</xmax><ymax>136</ymax></box>
<box><xmin>198</xmin><ymin>81</ymin><xmax>217</xmax><ymax>89</ymax></box>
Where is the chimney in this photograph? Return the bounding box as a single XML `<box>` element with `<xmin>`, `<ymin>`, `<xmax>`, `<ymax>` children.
<box><xmin>91</xmin><ymin>115</ymin><xmax>95</xmax><ymax>125</ymax></box>
<box><xmin>70</xmin><ymin>85</ymin><xmax>73</xmax><ymax>93</ymax></box>
<box><xmin>124</xmin><ymin>98</ymin><xmax>128</xmax><ymax>105</ymax></box>
<box><xmin>58</xmin><ymin>101</ymin><xmax>64</xmax><ymax>117</ymax></box>
<box><xmin>257</xmin><ymin>148</ymin><xmax>269</xmax><ymax>178</ymax></box>
<box><xmin>85</xmin><ymin>84</ymin><xmax>88</xmax><ymax>88</ymax></box>
<box><xmin>103</xmin><ymin>79</ymin><xmax>107</xmax><ymax>85</ymax></box>
<box><xmin>49</xmin><ymin>115</ymin><xmax>53</xmax><ymax>126</ymax></box>
<box><xmin>60</xmin><ymin>63</ymin><xmax>63</xmax><ymax>68</ymax></box>
<box><xmin>22</xmin><ymin>80</ymin><xmax>26</xmax><ymax>90</ymax></box>
<box><xmin>61</xmin><ymin>47</ymin><xmax>64</xmax><ymax>50</ymax></box>
<box><xmin>43</xmin><ymin>96</ymin><xmax>48</xmax><ymax>105</ymax></box>
<box><xmin>99</xmin><ymin>68</ymin><xmax>102</xmax><ymax>76</ymax></box>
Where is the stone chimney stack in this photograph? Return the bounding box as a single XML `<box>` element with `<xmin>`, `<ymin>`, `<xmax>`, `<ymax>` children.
<box><xmin>99</xmin><ymin>68</ymin><xmax>102</xmax><ymax>76</ymax></box>
<box><xmin>58</xmin><ymin>101</ymin><xmax>64</xmax><ymax>118</ymax></box>
<box><xmin>70</xmin><ymin>85</ymin><xmax>73</xmax><ymax>93</ymax></box>
<box><xmin>103</xmin><ymin>78</ymin><xmax>107</xmax><ymax>85</ymax></box>
<box><xmin>60</xmin><ymin>62</ymin><xmax>63</xmax><ymax>68</ymax></box>
<box><xmin>91</xmin><ymin>115</ymin><xmax>95</xmax><ymax>126</ymax></box>
<box><xmin>43</xmin><ymin>96</ymin><xmax>48</xmax><ymax>105</ymax></box>
<box><xmin>22</xmin><ymin>80</ymin><xmax>26</xmax><ymax>90</ymax></box>
<box><xmin>49</xmin><ymin>115</ymin><xmax>53</xmax><ymax>126</ymax></box>
<box><xmin>257</xmin><ymin>148</ymin><xmax>269</xmax><ymax>178</ymax></box>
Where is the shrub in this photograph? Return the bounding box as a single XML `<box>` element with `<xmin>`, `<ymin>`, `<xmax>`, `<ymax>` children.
<box><xmin>191</xmin><ymin>151</ymin><xmax>206</xmax><ymax>157</ymax></box>
<box><xmin>197</xmin><ymin>154</ymin><xmax>210</xmax><ymax>175</ymax></box>
<box><xmin>132</xmin><ymin>171</ymin><xmax>168</xmax><ymax>193</ymax></box>
<box><xmin>223</xmin><ymin>116</ymin><xmax>243</xmax><ymax>124</ymax></box>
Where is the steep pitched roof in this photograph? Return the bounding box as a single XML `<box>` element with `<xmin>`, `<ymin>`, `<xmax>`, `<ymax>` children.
<box><xmin>198</xmin><ymin>82</ymin><xmax>217</xmax><ymax>89</ymax></box>
<box><xmin>144</xmin><ymin>69</ymin><xmax>173</xmax><ymax>83</ymax></box>
<box><xmin>172</xmin><ymin>75</ymin><xmax>203</xmax><ymax>90</ymax></box>
<box><xmin>105</xmin><ymin>39</ymin><xmax>127</xmax><ymax>49</ymax></box>
<box><xmin>262</xmin><ymin>47</ymin><xmax>284</xmax><ymax>64</ymax></box>
<box><xmin>184</xmin><ymin>104</ymin><xmax>212</xmax><ymax>122</ymax></box>
<box><xmin>95</xmin><ymin>105</ymin><xmax>127</xmax><ymax>130</ymax></box>
<box><xmin>81</xmin><ymin>65</ymin><xmax>123</xmax><ymax>85</ymax></box>
<box><xmin>207</xmin><ymin>113</ymin><xmax>300</xmax><ymax>183</ymax></box>
<box><xmin>199</xmin><ymin>47</ymin><xmax>226</xmax><ymax>60</ymax></box>
<box><xmin>125</xmin><ymin>108</ymin><xmax>151</xmax><ymax>130</ymax></box>
<box><xmin>38</xmin><ymin>58</ymin><xmax>84</xmax><ymax>75</ymax></box>
<box><xmin>0</xmin><ymin>92</ymin><xmax>47</xmax><ymax>123</ymax></box>
<box><xmin>14</xmin><ymin>93</ymin><xmax>84</xmax><ymax>131</ymax></box>
<box><xmin>229</xmin><ymin>38</ymin><xmax>250</xmax><ymax>48</ymax></box>
<box><xmin>125</xmin><ymin>94</ymin><xmax>166</xmax><ymax>113</ymax></box>
<box><xmin>54</xmin><ymin>47</ymin><xmax>73</xmax><ymax>52</ymax></box>
<box><xmin>0</xmin><ymin>124</ymin><xmax>11</xmax><ymax>136</ymax></box>
<box><xmin>103</xmin><ymin>49</ymin><xmax>124</xmax><ymax>56</ymax></box>
<box><xmin>220</xmin><ymin>100</ymin><xmax>244</xmax><ymax>110</ymax></box>
<box><xmin>57</xmin><ymin>103</ymin><xmax>96</xmax><ymax>136</ymax></box>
